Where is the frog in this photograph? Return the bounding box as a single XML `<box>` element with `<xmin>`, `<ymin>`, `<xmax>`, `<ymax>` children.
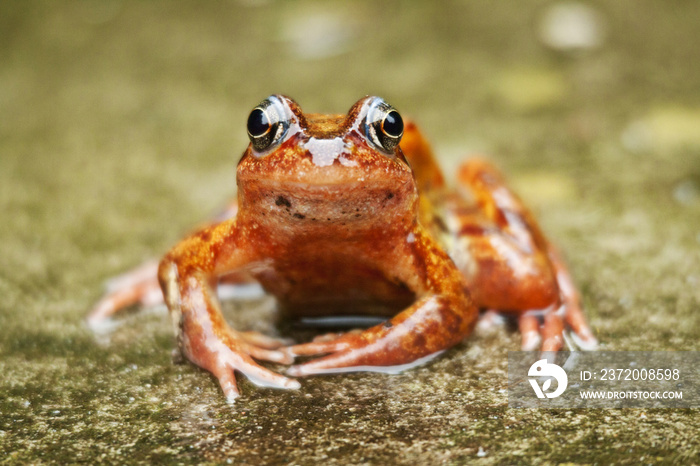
<box><xmin>88</xmin><ymin>95</ymin><xmax>597</xmax><ymax>402</ymax></box>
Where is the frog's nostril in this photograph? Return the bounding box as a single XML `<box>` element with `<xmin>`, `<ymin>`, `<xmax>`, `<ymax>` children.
<box><xmin>304</xmin><ymin>137</ymin><xmax>346</xmax><ymax>167</ymax></box>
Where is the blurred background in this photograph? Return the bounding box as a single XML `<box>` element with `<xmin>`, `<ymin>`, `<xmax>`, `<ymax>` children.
<box><xmin>1</xmin><ymin>1</ymin><xmax>699</xmax><ymax>463</ymax></box>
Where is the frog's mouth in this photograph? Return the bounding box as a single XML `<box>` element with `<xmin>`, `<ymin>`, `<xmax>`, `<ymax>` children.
<box><xmin>237</xmin><ymin>176</ymin><xmax>417</xmax><ymax>232</ymax></box>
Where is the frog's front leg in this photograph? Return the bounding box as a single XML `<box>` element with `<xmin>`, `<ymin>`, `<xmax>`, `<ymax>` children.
<box><xmin>158</xmin><ymin>220</ymin><xmax>300</xmax><ymax>402</ymax></box>
<box><xmin>286</xmin><ymin>227</ymin><xmax>478</xmax><ymax>376</ymax></box>
<box><xmin>87</xmin><ymin>259</ymin><xmax>163</xmax><ymax>329</ymax></box>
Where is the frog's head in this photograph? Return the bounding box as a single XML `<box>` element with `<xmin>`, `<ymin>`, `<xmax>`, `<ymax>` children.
<box><xmin>236</xmin><ymin>95</ymin><xmax>418</xmax><ymax>234</ymax></box>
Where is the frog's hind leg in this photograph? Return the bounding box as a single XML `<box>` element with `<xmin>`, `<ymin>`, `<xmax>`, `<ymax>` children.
<box><xmin>452</xmin><ymin>159</ymin><xmax>559</xmax><ymax>314</ymax></box>
<box><xmin>548</xmin><ymin>245</ymin><xmax>597</xmax><ymax>350</ymax></box>
<box><xmin>87</xmin><ymin>259</ymin><xmax>163</xmax><ymax>330</ymax></box>
<box><xmin>454</xmin><ymin>158</ymin><xmax>597</xmax><ymax>351</ymax></box>
<box><xmin>400</xmin><ymin>121</ymin><xmax>446</xmax><ymax>195</ymax></box>
<box><xmin>87</xmin><ymin>199</ymin><xmax>247</xmax><ymax>330</ymax></box>
<box><xmin>87</xmin><ymin>259</ymin><xmax>267</xmax><ymax>339</ymax></box>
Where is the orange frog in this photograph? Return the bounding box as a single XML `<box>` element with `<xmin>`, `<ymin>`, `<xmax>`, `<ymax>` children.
<box><xmin>89</xmin><ymin>95</ymin><xmax>597</xmax><ymax>401</ymax></box>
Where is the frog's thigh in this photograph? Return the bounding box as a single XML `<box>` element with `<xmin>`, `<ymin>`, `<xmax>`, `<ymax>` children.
<box><xmin>452</xmin><ymin>158</ymin><xmax>595</xmax><ymax>351</ymax></box>
<box><xmin>454</xmin><ymin>232</ymin><xmax>559</xmax><ymax>311</ymax></box>
<box><xmin>451</xmin><ymin>158</ymin><xmax>559</xmax><ymax>311</ymax></box>
<box><xmin>399</xmin><ymin>121</ymin><xmax>446</xmax><ymax>194</ymax></box>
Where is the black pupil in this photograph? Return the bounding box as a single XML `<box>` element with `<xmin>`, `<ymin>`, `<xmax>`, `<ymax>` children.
<box><xmin>247</xmin><ymin>108</ymin><xmax>270</xmax><ymax>137</ymax></box>
<box><xmin>382</xmin><ymin>110</ymin><xmax>403</xmax><ymax>138</ymax></box>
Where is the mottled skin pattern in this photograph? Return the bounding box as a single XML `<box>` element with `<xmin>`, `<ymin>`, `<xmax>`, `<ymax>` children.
<box><xmin>89</xmin><ymin>95</ymin><xmax>597</xmax><ymax>402</ymax></box>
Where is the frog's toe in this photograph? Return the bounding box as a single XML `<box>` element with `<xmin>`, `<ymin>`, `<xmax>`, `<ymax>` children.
<box><xmin>286</xmin><ymin>330</ymin><xmax>435</xmax><ymax>377</ymax></box>
<box><xmin>243</xmin><ymin>344</ymin><xmax>294</xmax><ymax>364</ymax></box>
<box><xmin>197</xmin><ymin>335</ymin><xmax>301</xmax><ymax>399</ymax></box>
<box><xmin>570</xmin><ymin>328</ymin><xmax>598</xmax><ymax>351</ymax></box>
<box><xmin>521</xmin><ymin>330</ymin><xmax>542</xmax><ymax>351</ymax></box>
<box><xmin>310</xmin><ymin>333</ymin><xmax>342</xmax><ymax>344</ymax></box>
<box><xmin>212</xmin><ymin>367</ymin><xmax>241</xmax><ymax>403</ymax></box>
<box><xmin>540</xmin><ymin>311</ymin><xmax>565</xmax><ymax>352</ymax></box>
<box><xmin>287</xmin><ymin>337</ymin><xmax>393</xmax><ymax>376</ymax></box>
<box><xmin>518</xmin><ymin>309</ymin><xmax>565</xmax><ymax>352</ymax></box>
<box><xmin>519</xmin><ymin>312</ymin><xmax>542</xmax><ymax>351</ymax></box>
<box><xmin>286</xmin><ymin>336</ymin><xmax>354</xmax><ymax>357</ymax></box>
<box><xmin>241</xmin><ymin>365</ymin><xmax>301</xmax><ymax>390</ymax></box>
<box><xmin>286</xmin><ymin>350</ymin><xmax>357</xmax><ymax>377</ymax></box>
<box><xmin>215</xmin><ymin>351</ymin><xmax>301</xmax><ymax>395</ymax></box>
<box><xmin>286</xmin><ymin>346</ymin><xmax>444</xmax><ymax>377</ymax></box>
<box><xmin>475</xmin><ymin>310</ymin><xmax>507</xmax><ymax>334</ymax></box>
<box><xmin>519</xmin><ymin>306</ymin><xmax>597</xmax><ymax>352</ymax></box>
<box><xmin>563</xmin><ymin>305</ymin><xmax>598</xmax><ymax>351</ymax></box>
<box><xmin>285</xmin><ymin>329</ymin><xmax>366</xmax><ymax>358</ymax></box>
<box><xmin>238</xmin><ymin>330</ymin><xmax>294</xmax><ymax>350</ymax></box>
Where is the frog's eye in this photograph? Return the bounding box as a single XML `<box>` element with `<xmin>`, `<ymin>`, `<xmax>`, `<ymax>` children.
<box><xmin>363</xmin><ymin>98</ymin><xmax>404</xmax><ymax>153</ymax></box>
<box><xmin>246</xmin><ymin>96</ymin><xmax>291</xmax><ymax>152</ymax></box>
